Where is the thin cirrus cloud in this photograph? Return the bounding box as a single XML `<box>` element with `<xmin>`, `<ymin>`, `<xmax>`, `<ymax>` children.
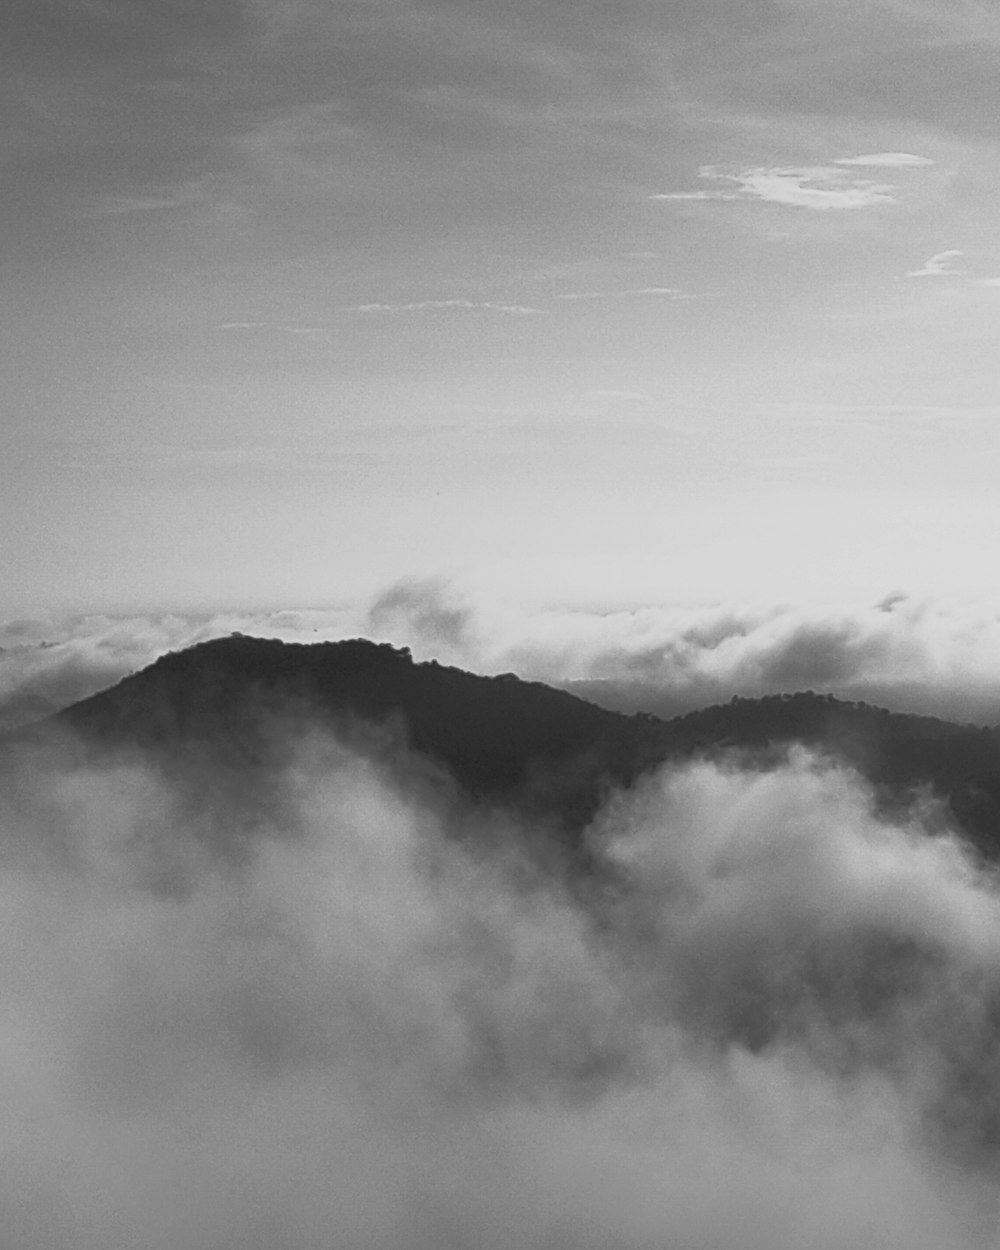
<box><xmin>653</xmin><ymin>154</ymin><xmax>934</xmax><ymax>211</ymax></box>
<box><xmin>217</xmin><ymin>321</ymin><xmax>328</xmax><ymax>334</ymax></box>
<box><xmin>349</xmin><ymin>299</ymin><xmax>544</xmax><ymax>316</ymax></box>
<box><xmin>556</xmin><ymin>287</ymin><xmax>686</xmax><ymax>301</ymax></box>
<box><xmin>91</xmin><ymin>194</ymin><xmax>188</xmax><ymax>216</ymax></box>
<box><xmin>905</xmin><ymin>249</ymin><xmax>965</xmax><ymax>278</ymax></box>
<box><xmin>834</xmin><ymin>153</ymin><xmax>935</xmax><ymax>168</ymax></box>
<box><xmin>748</xmin><ymin>402</ymin><xmax>993</xmax><ymax>426</ymax></box>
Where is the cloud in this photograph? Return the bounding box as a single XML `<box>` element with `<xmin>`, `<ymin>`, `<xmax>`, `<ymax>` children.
<box><xmin>217</xmin><ymin>321</ymin><xmax>326</xmax><ymax>332</ymax></box>
<box><xmin>648</xmin><ymin>190</ymin><xmax>730</xmax><ymax>202</ymax></box>
<box><xmin>748</xmin><ymin>402</ymin><xmax>994</xmax><ymax>425</ymax></box>
<box><xmin>872</xmin><ymin>0</ymin><xmax>1000</xmax><ymax>46</ymax></box>
<box><xmin>0</xmin><ymin>609</ymin><xmax>362</xmax><ymax>732</ymax></box>
<box><xmin>835</xmin><ymin>152</ymin><xmax>935</xmax><ymax>167</ymax></box>
<box><xmin>906</xmin><ymin>249</ymin><xmax>965</xmax><ymax>278</ymax></box>
<box><xmin>363</xmin><ymin>578</ymin><xmax>1000</xmax><ymax>724</ymax></box>
<box><xmin>9</xmin><ymin>581</ymin><xmax>1000</xmax><ymax>740</ymax></box>
<box><xmin>4</xmin><ymin>714</ymin><xmax>1000</xmax><ymax>1248</ymax></box>
<box><xmin>9</xmin><ymin>0</ymin><xmax>969</xmax><ymax>277</ymax></box>
<box><xmin>556</xmin><ymin>287</ymin><xmax>686</xmax><ymax>300</ymax></box>
<box><xmin>704</xmin><ymin>163</ymin><xmax>898</xmax><ymax>210</ymax></box>
<box><xmin>653</xmin><ymin>159</ymin><xmax>913</xmax><ymax>211</ymax></box>
<box><xmin>1</xmin><ymin>0</ymin><xmax>988</xmax><ymax>280</ymax></box>
<box><xmin>349</xmin><ymin>300</ymin><xmax>544</xmax><ymax>316</ymax></box>
<box><xmin>90</xmin><ymin>194</ymin><xmax>188</xmax><ymax>216</ymax></box>
<box><xmin>368</xmin><ymin>577</ymin><xmax>480</xmax><ymax>656</ymax></box>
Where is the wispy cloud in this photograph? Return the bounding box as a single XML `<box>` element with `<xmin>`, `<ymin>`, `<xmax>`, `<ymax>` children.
<box><xmin>217</xmin><ymin>321</ymin><xmax>328</xmax><ymax>334</ymax></box>
<box><xmin>349</xmin><ymin>300</ymin><xmax>544</xmax><ymax>316</ymax></box>
<box><xmin>653</xmin><ymin>153</ymin><xmax>934</xmax><ymax>212</ymax></box>
<box><xmin>647</xmin><ymin>190</ymin><xmax>727</xmax><ymax>202</ymax></box>
<box><xmin>876</xmin><ymin>0</ymin><xmax>1000</xmax><ymax>45</ymax></box>
<box><xmin>365</xmin><ymin>577</ymin><xmax>1000</xmax><ymax>724</ymax></box>
<box><xmin>835</xmin><ymin>153</ymin><xmax>935</xmax><ymax>168</ymax></box>
<box><xmin>91</xmin><ymin>194</ymin><xmax>187</xmax><ymax>216</ymax></box>
<box><xmin>905</xmin><ymin>249</ymin><xmax>965</xmax><ymax>278</ymax></box>
<box><xmin>749</xmin><ymin>402</ymin><xmax>993</xmax><ymax>425</ymax></box>
<box><xmin>556</xmin><ymin>287</ymin><xmax>686</xmax><ymax>301</ymax></box>
<box><xmin>703</xmin><ymin>164</ymin><xmax>896</xmax><ymax>210</ymax></box>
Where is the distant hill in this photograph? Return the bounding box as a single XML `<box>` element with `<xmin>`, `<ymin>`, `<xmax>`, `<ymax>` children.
<box><xmin>10</xmin><ymin>634</ymin><xmax>1000</xmax><ymax>859</ymax></box>
<box><xmin>665</xmin><ymin>692</ymin><xmax>1000</xmax><ymax>856</ymax></box>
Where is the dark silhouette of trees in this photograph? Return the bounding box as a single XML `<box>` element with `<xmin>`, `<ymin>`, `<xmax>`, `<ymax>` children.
<box><xmin>11</xmin><ymin>634</ymin><xmax>1000</xmax><ymax>862</ymax></box>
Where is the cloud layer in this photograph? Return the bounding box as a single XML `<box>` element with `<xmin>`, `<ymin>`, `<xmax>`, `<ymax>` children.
<box><xmin>7</xmin><ymin>584</ymin><xmax>1000</xmax><ymax>735</ymax></box>
<box><xmin>366</xmin><ymin>578</ymin><xmax>1000</xmax><ymax>724</ymax></box>
<box><xmin>4</xmin><ymin>720</ymin><xmax>1000</xmax><ymax>1248</ymax></box>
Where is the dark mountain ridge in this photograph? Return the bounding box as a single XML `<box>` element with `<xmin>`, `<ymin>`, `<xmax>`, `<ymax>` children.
<box><xmin>12</xmin><ymin>633</ymin><xmax>1000</xmax><ymax>1147</ymax></box>
<box><xmin>11</xmin><ymin>633</ymin><xmax>1000</xmax><ymax>858</ymax></box>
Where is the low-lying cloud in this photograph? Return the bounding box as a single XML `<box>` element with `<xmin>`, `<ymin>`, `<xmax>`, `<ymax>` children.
<box><xmin>367</xmin><ymin>577</ymin><xmax>1000</xmax><ymax>724</ymax></box>
<box><xmin>3</xmin><ymin>724</ymin><xmax>1000</xmax><ymax>1248</ymax></box>
<box><xmin>5</xmin><ymin>581</ymin><xmax>1000</xmax><ymax>735</ymax></box>
<box><xmin>0</xmin><ymin>608</ymin><xmax>359</xmax><ymax>732</ymax></box>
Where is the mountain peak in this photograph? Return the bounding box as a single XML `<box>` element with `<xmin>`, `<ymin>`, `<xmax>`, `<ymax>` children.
<box><xmin>10</xmin><ymin>634</ymin><xmax>1000</xmax><ymax>860</ymax></box>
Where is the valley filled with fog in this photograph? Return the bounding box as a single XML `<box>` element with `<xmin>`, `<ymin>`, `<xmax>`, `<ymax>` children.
<box><xmin>4</xmin><ymin>629</ymin><xmax>1000</xmax><ymax>1249</ymax></box>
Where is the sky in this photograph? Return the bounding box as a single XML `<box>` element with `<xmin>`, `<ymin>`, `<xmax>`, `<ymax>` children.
<box><xmin>5</xmin><ymin>0</ymin><xmax>1000</xmax><ymax>616</ymax></box>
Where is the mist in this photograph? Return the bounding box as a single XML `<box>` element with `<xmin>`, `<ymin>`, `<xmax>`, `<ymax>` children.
<box><xmin>367</xmin><ymin>578</ymin><xmax>1000</xmax><ymax>723</ymax></box>
<box><xmin>8</xmin><ymin>583</ymin><xmax>1000</xmax><ymax>736</ymax></box>
<box><xmin>3</xmin><ymin>719</ymin><xmax>1000</xmax><ymax>1249</ymax></box>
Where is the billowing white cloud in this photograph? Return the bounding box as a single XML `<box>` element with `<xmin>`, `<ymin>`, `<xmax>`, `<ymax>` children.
<box><xmin>365</xmin><ymin>578</ymin><xmax>1000</xmax><ymax>724</ymax></box>
<box><xmin>4</xmin><ymin>721</ymin><xmax>1000</xmax><ymax>1248</ymax></box>
<box><xmin>7</xmin><ymin>583</ymin><xmax>1000</xmax><ymax>737</ymax></box>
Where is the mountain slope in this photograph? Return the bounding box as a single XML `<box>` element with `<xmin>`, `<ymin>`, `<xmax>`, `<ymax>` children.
<box><xmin>11</xmin><ymin>634</ymin><xmax>1000</xmax><ymax>857</ymax></box>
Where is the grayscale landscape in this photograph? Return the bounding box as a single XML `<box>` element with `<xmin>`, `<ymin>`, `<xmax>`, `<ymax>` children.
<box><xmin>4</xmin><ymin>1</ymin><xmax>1000</xmax><ymax>1246</ymax></box>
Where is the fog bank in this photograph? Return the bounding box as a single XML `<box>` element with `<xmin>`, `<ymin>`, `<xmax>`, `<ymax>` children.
<box><xmin>2</xmin><ymin>729</ymin><xmax>1000</xmax><ymax>1247</ymax></box>
<box><xmin>6</xmin><ymin>582</ymin><xmax>1000</xmax><ymax>733</ymax></box>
